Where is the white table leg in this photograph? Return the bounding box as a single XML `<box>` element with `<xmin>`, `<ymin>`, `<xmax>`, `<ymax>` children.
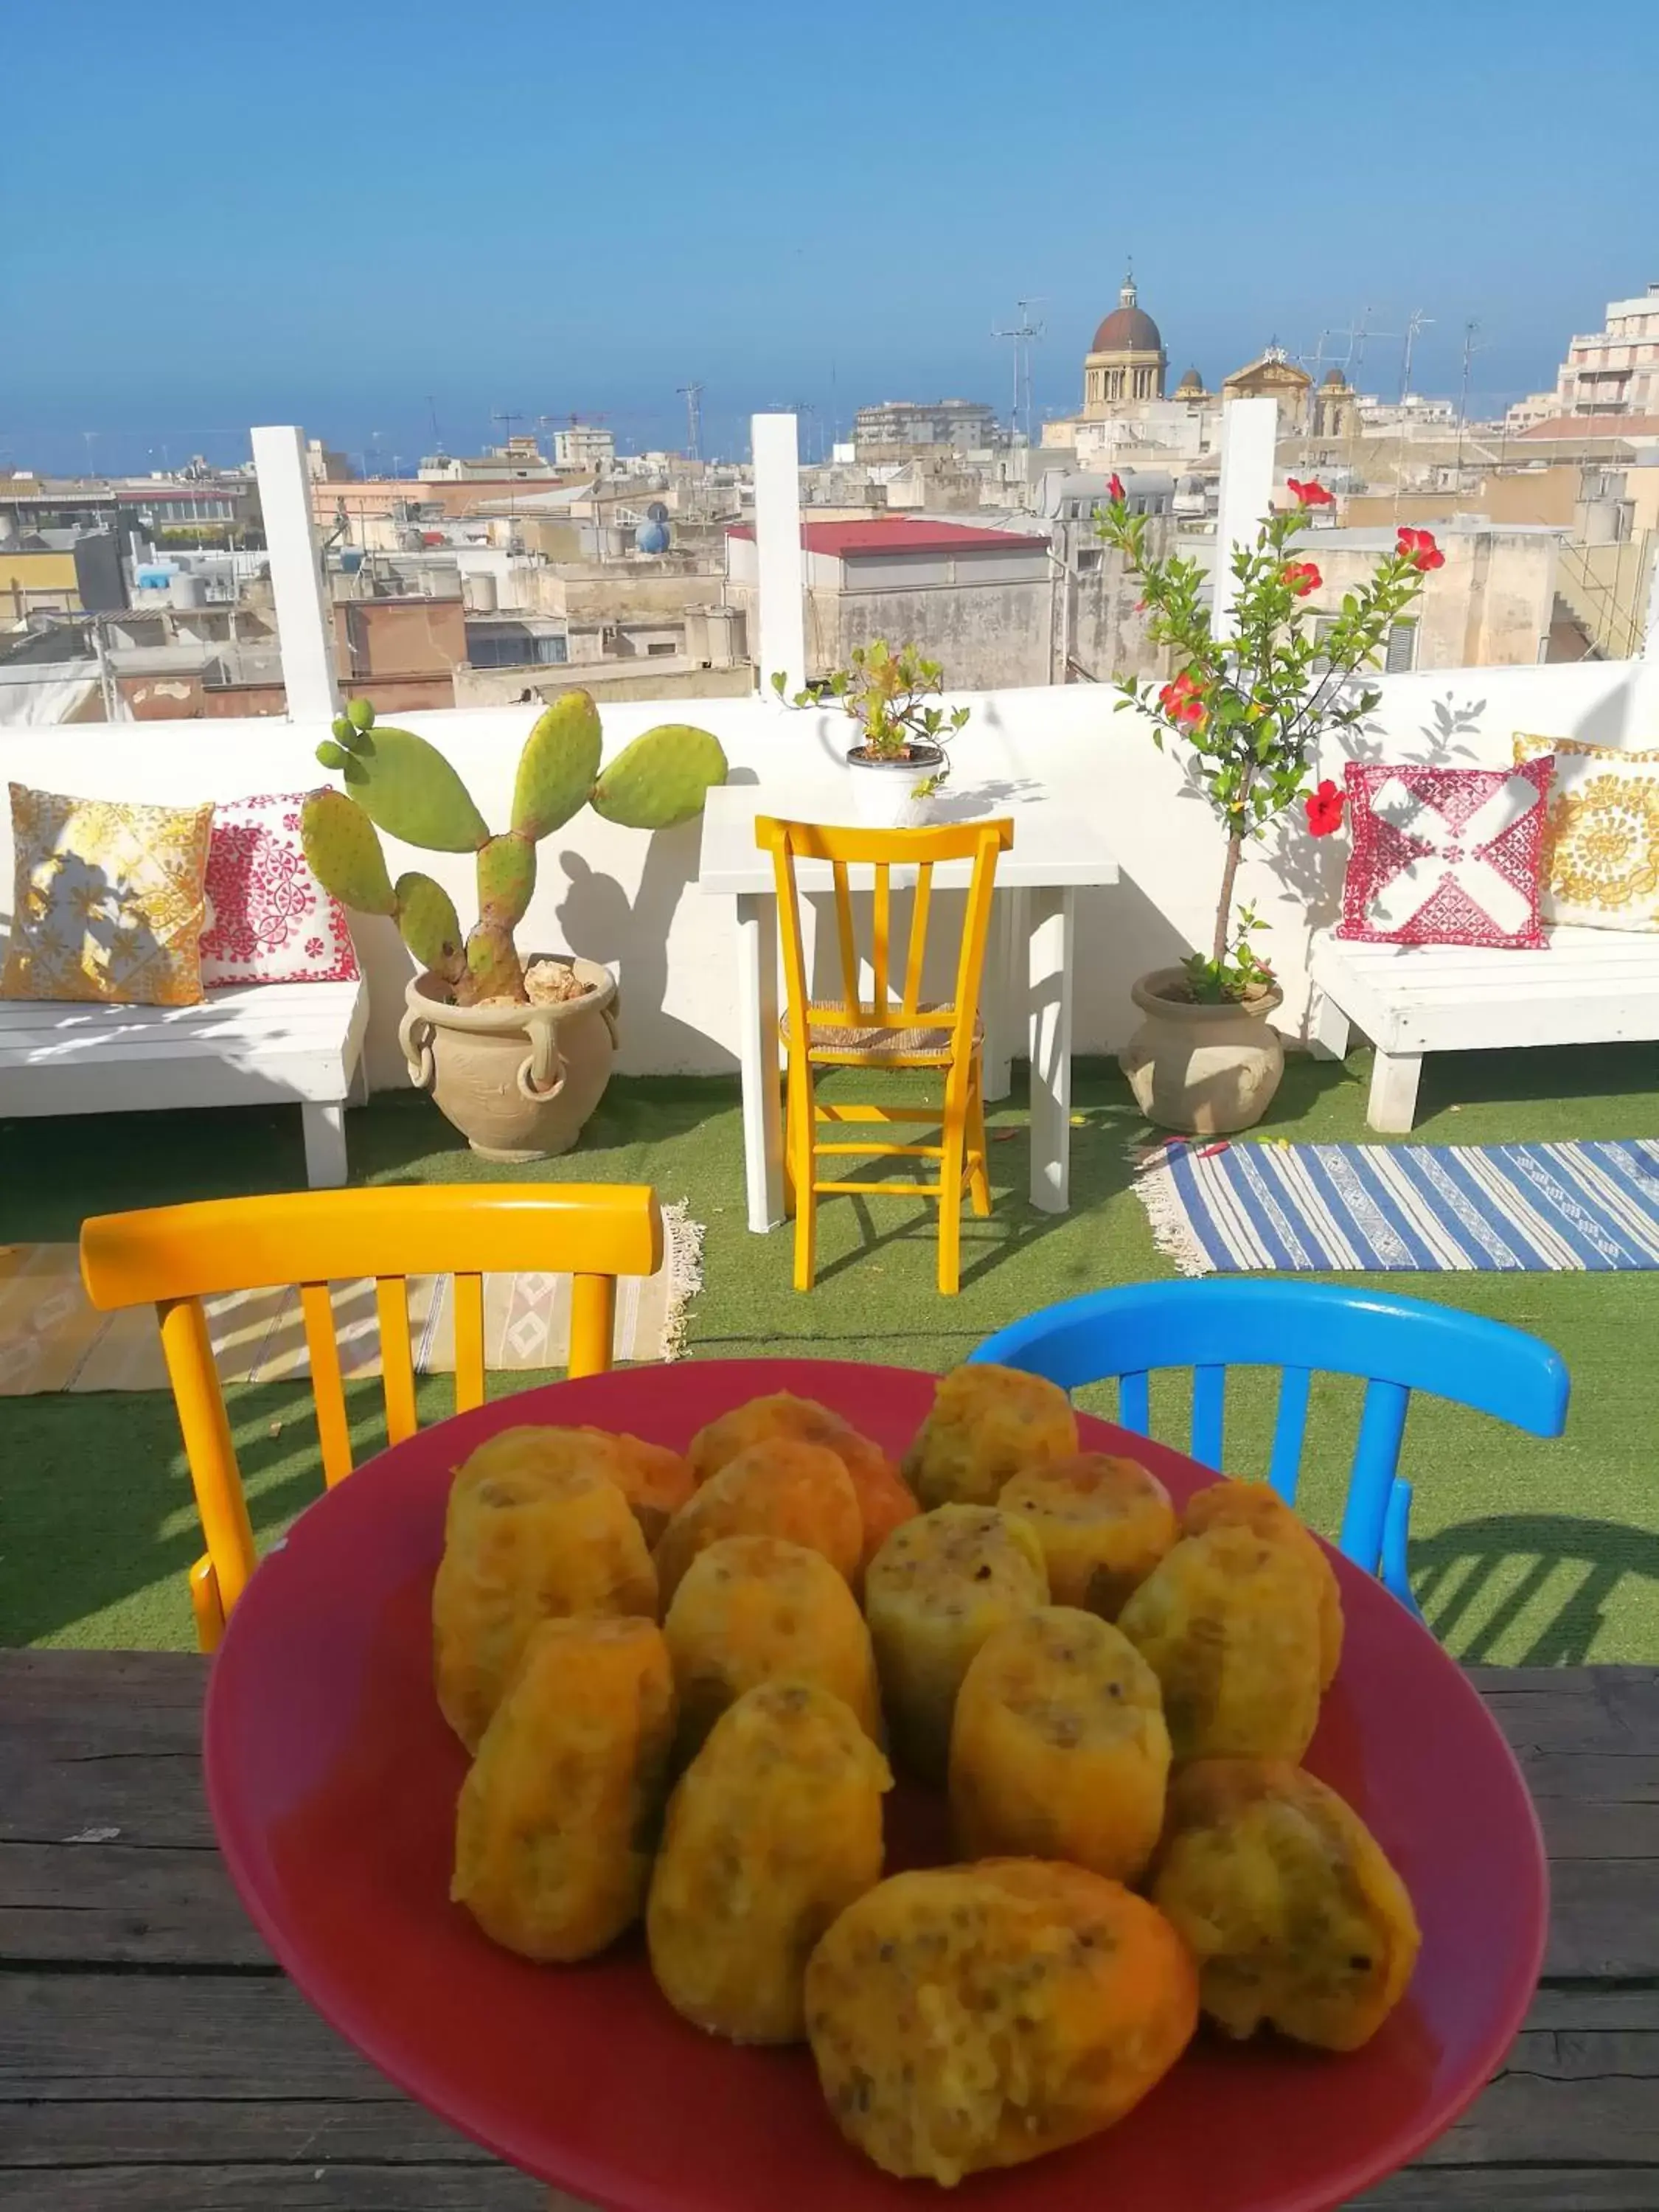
<box><xmin>301</xmin><ymin>1102</ymin><xmax>348</xmax><ymax>1189</ymax></box>
<box><xmin>1367</xmin><ymin>1049</ymin><xmax>1423</xmax><ymax>1133</ymax></box>
<box><xmin>1307</xmin><ymin>989</ymin><xmax>1352</xmax><ymax>1062</ymax></box>
<box><xmin>1027</xmin><ymin>888</ymin><xmax>1074</xmax><ymax>1213</ymax></box>
<box><xmin>981</xmin><ymin>888</ymin><xmax>1022</xmax><ymax>1102</ymax></box>
<box><xmin>735</xmin><ymin>891</ymin><xmax>785</xmax><ymax>1233</ymax></box>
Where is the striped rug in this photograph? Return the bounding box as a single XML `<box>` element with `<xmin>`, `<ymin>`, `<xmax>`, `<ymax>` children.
<box><xmin>1135</xmin><ymin>1138</ymin><xmax>1659</xmax><ymax>1274</ymax></box>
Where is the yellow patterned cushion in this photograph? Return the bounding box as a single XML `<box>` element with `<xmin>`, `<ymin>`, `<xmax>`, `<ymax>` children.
<box><xmin>1512</xmin><ymin>734</ymin><xmax>1659</xmax><ymax>933</ymax></box>
<box><xmin>3</xmin><ymin>783</ymin><xmax>215</xmax><ymax>1005</ymax></box>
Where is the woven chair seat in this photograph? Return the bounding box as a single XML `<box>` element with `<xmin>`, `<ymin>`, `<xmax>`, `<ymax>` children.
<box><xmin>782</xmin><ymin>1000</ymin><xmax>981</xmax><ymax>1059</ymax></box>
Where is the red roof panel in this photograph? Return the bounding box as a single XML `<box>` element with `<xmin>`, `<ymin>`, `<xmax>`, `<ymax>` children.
<box><xmin>727</xmin><ymin>518</ymin><xmax>1050</xmax><ymax>557</ymax></box>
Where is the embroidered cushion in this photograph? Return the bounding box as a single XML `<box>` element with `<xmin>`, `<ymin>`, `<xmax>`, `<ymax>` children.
<box><xmin>1512</xmin><ymin>734</ymin><xmax>1659</xmax><ymax>933</ymax></box>
<box><xmin>1337</xmin><ymin>759</ymin><xmax>1554</xmax><ymax>949</ymax></box>
<box><xmin>3</xmin><ymin>782</ymin><xmax>213</xmax><ymax>1005</ymax></box>
<box><xmin>198</xmin><ymin>791</ymin><xmax>359</xmax><ymax>988</ymax></box>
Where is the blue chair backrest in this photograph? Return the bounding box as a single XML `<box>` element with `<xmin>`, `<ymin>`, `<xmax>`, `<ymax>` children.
<box><xmin>970</xmin><ymin>1281</ymin><xmax>1569</xmax><ymax>1587</ymax></box>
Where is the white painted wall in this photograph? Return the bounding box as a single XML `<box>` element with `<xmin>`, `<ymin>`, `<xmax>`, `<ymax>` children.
<box><xmin>4</xmin><ymin>659</ymin><xmax>1658</xmax><ymax>1092</ymax></box>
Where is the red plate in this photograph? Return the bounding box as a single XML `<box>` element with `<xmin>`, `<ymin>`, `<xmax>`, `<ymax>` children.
<box><xmin>204</xmin><ymin>1357</ymin><xmax>1547</xmax><ymax>2212</ymax></box>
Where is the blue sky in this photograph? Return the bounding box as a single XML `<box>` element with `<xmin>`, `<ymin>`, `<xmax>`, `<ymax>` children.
<box><xmin>4</xmin><ymin>0</ymin><xmax>1657</xmax><ymax>473</ymax></box>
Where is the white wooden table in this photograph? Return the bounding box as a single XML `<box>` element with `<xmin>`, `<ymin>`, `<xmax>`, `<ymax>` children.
<box><xmin>697</xmin><ymin>779</ymin><xmax>1119</xmax><ymax>1234</ymax></box>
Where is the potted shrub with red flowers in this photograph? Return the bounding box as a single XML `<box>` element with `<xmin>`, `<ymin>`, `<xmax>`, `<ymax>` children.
<box><xmin>1095</xmin><ymin>483</ymin><xmax>1439</xmax><ymax>1132</ymax></box>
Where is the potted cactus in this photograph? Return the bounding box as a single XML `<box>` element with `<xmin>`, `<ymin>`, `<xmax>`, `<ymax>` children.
<box><xmin>301</xmin><ymin>692</ymin><xmax>727</xmax><ymax>1160</ymax></box>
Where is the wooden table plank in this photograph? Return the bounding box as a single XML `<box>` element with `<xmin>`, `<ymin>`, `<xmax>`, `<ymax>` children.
<box><xmin>2</xmin><ymin>1652</ymin><xmax>1655</xmax><ymax>2212</ymax></box>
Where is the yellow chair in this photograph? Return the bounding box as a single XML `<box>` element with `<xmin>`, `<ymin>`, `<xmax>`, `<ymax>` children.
<box><xmin>78</xmin><ymin>1183</ymin><xmax>662</xmax><ymax>1652</ymax></box>
<box><xmin>756</xmin><ymin>815</ymin><xmax>1014</xmax><ymax>1297</ymax></box>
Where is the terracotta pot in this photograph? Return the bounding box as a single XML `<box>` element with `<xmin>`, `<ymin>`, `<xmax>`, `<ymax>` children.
<box><xmin>1119</xmin><ymin>967</ymin><xmax>1285</xmax><ymax>1135</ymax></box>
<box><xmin>845</xmin><ymin>741</ymin><xmax>946</xmax><ymax>829</ymax></box>
<box><xmin>398</xmin><ymin>956</ymin><xmax>619</xmax><ymax>1162</ymax></box>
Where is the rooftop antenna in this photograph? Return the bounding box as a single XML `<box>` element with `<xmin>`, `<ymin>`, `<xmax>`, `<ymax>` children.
<box><xmin>678</xmin><ymin>382</ymin><xmax>704</xmax><ymax>462</ymax></box>
<box><xmin>427</xmin><ymin>395</ymin><xmax>446</xmax><ymax>457</ymax></box>
<box><xmin>1455</xmin><ymin>319</ymin><xmax>1486</xmax><ymax>476</ymax></box>
<box><xmin>992</xmin><ymin>297</ymin><xmax>1046</xmax><ymax>443</ymax></box>
<box><xmin>490</xmin><ymin>410</ymin><xmax>524</xmax><ymax>450</ymax></box>
<box><xmin>1399</xmin><ymin>310</ymin><xmax>1433</xmax><ymax>404</ymax></box>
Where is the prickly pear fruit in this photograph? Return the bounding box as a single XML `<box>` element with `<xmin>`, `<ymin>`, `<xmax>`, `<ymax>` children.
<box><xmin>301</xmin><ymin>789</ymin><xmax>398</xmax><ymax>917</ymax></box>
<box><xmin>316</xmin><ymin>740</ymin><xmax>352</xmax><ymax>772</ymax></box>
<box><xmin>476</xmin><ymin>832</ymin><xmax>536</xmax><ymax>931</ymax></box>
<box><xmin>341</xmin><ymin>726</ymin><xmax>490</xmax><ymax>853</ymax></box>
<box><xmin>590</xmin><ymin>723</ymin><xmax>728</xmax><ymax>830</ymax></box>
<box><xmin>394</xmin><ymin>871</ymin><xmax>465</xmax><ymax>982</ymax></box>
<box><xmin>330</xmin><ymin>716</ymin><xmax>353</xmax><ymax>743</ymax></box>
<box><xmin>512</xmin><ymin>691</ymin><xmax>602</xmax><ymax>839</ymax></box>
<box><xmin>347</xmin><ymin>698</ymin><xmax>375</xmax><ymax>734</ymax></box>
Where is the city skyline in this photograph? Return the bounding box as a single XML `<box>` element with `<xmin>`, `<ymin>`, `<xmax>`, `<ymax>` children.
<box><xmin>4</xmin><ymin>0</ymin><xmax>1658</xmax><ymax>476</ymax></box>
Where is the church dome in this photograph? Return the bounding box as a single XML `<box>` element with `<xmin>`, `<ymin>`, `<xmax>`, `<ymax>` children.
<box><xmin>1091</xmin><ymin>274</ymin><xmax>1162</xmax><ymax>355</ymax></box>
<box><xmin>1175</xmin><ymin>366</ymin><xmax>1206</xmax><ymax>394</ymax></box>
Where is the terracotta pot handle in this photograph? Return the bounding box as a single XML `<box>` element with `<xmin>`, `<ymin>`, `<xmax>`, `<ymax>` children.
<box><xmin>518</xmin><ymin>1023</ymin><xmax>567</xmax><ymax>1103</ymax></box>
<box><xmin>399</xmin><ymin>1006</ymin><xmax>436</xmax><ymax>1091</ymax></box>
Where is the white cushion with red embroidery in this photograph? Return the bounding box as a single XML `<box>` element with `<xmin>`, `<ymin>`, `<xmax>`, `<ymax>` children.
<box><xmin>1337</xmin><ymin>759</ymin><xmax>1554</xmax><ymax>950</ymax></box>
<box><xmin>198</xmin><ymin>792</ymin><xmax>359</xmax><ymax>989</ymax></box>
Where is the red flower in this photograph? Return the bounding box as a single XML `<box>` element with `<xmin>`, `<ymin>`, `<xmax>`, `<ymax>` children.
<box><xmin>1397</xmin><ymin>525</ymin><xmax>1445</xmax><ymax>571</ymax></box>
<box><xmin>1281</xmin><ymin>560</ymin><xmax>1321</xmax><ymax>597</ymax></box>
<box><xmin>1158</xmin><ymin>669</ymin><xmax>1207</xmax><ymax>727</ymax></box>
<box><xmin>1304</xmin><ymin>779</ymin><xmax>1345</xmax><ymax>836</ymax></box>
<box><xmin>1286</xmin><ymin>476</ymin><xmax>1335</xmax><ymax>508</ymax></box>
<box><xmin>1107</xmin><ymin>473</ymin><xmax>1125</xmax><ymax>501</ymax></box>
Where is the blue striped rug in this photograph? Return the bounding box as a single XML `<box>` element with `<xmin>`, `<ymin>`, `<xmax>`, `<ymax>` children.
<box><xmin>1136</xmin><ymin>1138</ymin><xmax>1659</xmax><ymax>1273</ymax></box>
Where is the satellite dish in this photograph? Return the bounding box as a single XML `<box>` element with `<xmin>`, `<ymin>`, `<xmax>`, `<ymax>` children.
<box><xmin>646</xmin><ymin>501</ymin><xmax>669</xmax><ymax>524</ymax></box>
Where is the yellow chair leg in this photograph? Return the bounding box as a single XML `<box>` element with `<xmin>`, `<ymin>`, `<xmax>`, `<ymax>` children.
<box><xmin>790</xmin><ymin>1057</ymin><xmax>818</xmax><ymax>1292</ymax></box>
<box><xmin>937</xmin><ymin>1105</ymin><xmax>966</xmax><ymax>1297</ymax></box>
<box><xmin>967</xmin><ymin>1060</ymin><xmax>992</xmax><ymax>1219</ymax></box>
<box><xmin>189</xmin><ymin>1553</ymin><xmax>226</xmax><ymax>1655</ymax></box>
<box><xmin>782</xmin><ymin>1060</ymin><xmax>799</xmax><ymax>1219</ymax></box>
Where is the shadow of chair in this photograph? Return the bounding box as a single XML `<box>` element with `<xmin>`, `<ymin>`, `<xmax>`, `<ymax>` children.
<box><xmin>1412</xmin><ymin>1513</ymin><xmax>1659</xmax><ymax>1665</ymax></box>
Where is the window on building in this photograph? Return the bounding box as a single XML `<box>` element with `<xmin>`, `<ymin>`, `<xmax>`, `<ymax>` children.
<box><xmin>646</xmin><ymin>640</ymin><xmax>676</xmax><ymax>657</ymax></box>
<box><xmin>1385</xmin><ymin>621</ymin><xmax>1417</xmax><ymax>672</ymax></box>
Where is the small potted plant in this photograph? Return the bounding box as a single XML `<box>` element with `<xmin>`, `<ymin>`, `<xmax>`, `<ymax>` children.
<box><xmin>301</xmin><ymin>692</ymin><xmax>726</xmax><ymax>1160</ymax></box>
<box><xmin>1096</xmin><ymin>475</ymin><xmax>1439</xmax><ymax>1133</ymax></box>
<box><xmin>773</xmin><ymin>639</ymin><xmax>970</xmax><ymax>828</ymax></box>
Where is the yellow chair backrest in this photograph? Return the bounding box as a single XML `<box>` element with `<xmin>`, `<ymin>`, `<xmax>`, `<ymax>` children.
<box><xmin>754</xmin><ymin>817</ymin><xmax>1014</xmax><ymax>1059</ymax></box>
<box><xmin>79</xmin><ymin>1183</ymin><xmax>661</xmax><ymax>1647</ymax></box>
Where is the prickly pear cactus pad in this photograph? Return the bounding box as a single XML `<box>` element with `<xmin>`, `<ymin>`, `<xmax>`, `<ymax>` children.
<box><xmin>591</xmin><ymin>725</ymin><xmax>728</xmax><ymax>829</ymax></box>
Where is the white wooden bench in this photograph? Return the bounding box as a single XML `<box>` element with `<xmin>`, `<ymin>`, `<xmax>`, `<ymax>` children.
<box><xmin>1309</xmin><ymin>925</ymin><xmax>1659</xmax><ymax>1132</ymax></box>
<box><xmin>0</xmin><ymin>978</ymin><xmax>369</xmax><ymax>1186</ymax></box>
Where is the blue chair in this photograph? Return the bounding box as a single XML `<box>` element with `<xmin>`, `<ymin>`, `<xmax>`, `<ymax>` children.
<box><xmin>970</xmin><ymin>1281</ymin><xmax>1570</xmax><ymax>1616</ymax></box>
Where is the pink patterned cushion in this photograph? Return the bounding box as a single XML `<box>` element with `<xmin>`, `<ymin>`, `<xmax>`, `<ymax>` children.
<box><xmin>1337</xmin><ymin>759</ymin><xmax>1554</xmax><ymax>949</ymax></box>
<box><xmin>198</xmin><ymin>793</ymin><xmax>359</xmax><ymax>988</ymax></box>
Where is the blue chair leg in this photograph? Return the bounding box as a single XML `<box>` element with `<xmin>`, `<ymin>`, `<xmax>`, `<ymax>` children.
<box><xmin>1380</xmin><ymin>1478</ymin><xmax>1425</xmax><ymax>1619</ymax></box>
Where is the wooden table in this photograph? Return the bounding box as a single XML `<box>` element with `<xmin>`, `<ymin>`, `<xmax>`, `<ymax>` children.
<box><xmin>696</xmin><ymin>777</ymin><xmax>1119</xmax><ymax>1231</ymax></box>
<box><xmin>2</xmin><ymin>1652</ymin><xmax>1655</xmax><ymax>2211</ymax></box>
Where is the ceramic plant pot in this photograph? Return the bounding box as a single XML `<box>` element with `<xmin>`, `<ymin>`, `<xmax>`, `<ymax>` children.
<box><xmin>1119</xmin><ymin>967</ymin><xmax>1285</xmax><ymax>1135</ymax></box>
<box><xmin>398</xmin><ymin>956</ymin><xmax>619</xmax><ymax>1161</ymax></box>
<box><xmin>844</xmin><ymin>742</ymin><xmax>946</xmax><ymax>830</ymax></box>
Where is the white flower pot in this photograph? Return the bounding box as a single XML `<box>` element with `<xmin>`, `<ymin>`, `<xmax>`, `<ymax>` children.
<box><xmin>844</xmin><ymin>742</ymin><xmax>946</xmax><ymax>830</ymax></box>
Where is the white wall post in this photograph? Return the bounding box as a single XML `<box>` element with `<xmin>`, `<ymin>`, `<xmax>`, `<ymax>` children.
<box><xmin>752</xmin><ymin>411</ymin><xmax>807</xmax><ymax>695</ymax></box>
<box><xmin>251</xmin><ymin>423</ymin><xmax>341</xmax><ymax>724</ymax></box>
<box><xmin>1211</xmin><ymin>396</ymin><xmax>1279</xmax><ymax>639</ymax></box>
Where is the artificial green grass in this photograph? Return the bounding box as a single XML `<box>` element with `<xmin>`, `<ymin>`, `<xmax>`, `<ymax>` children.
<box><xmin>2</xmin><ymin>1042</ymin><xmax>1657</xmax><ymax>1664</ymax></box>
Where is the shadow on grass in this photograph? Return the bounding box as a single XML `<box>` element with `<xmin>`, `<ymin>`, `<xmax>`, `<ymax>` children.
<box><xmin>1413</xmin><ymin>1513</ymin><xmax>1659</xmax><ymax>1666</ymax></box>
